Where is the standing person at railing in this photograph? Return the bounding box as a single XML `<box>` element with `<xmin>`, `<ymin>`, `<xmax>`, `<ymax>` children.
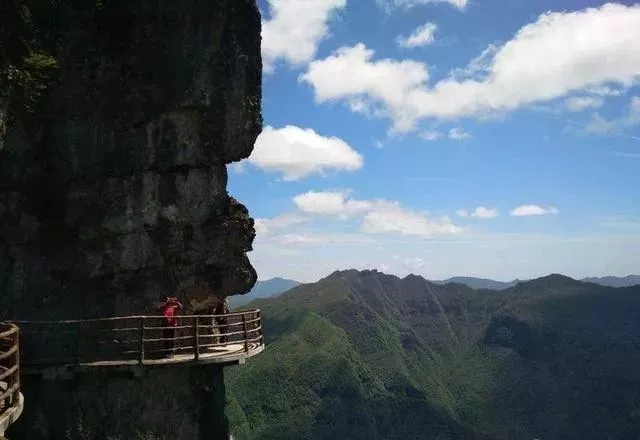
<box><xmin>158</xmin><ymin>296</ymin><xmax>183</xmax><ymax>357</ymax></box>
<box><xmin>213</xmin><ymin>296</ymin><xmax>230</xmax><ymax>344</ymax></box>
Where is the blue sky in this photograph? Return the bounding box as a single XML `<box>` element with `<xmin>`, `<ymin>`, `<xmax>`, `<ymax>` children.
<box><xmin>228</xmin><ymin>0</ymin><xmax>640</xmax><ymax>282</ymax></box>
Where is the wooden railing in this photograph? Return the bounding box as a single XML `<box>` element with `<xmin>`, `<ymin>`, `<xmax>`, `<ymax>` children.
<box><xmin>11</xmin><ymin>309</ymin><xmax>262</xmax><ymax>369</ymax></box>
<box><xmin>0</xmin><ymin>323</ymin><xmax>20</xmax><ymax>418</ymax></box>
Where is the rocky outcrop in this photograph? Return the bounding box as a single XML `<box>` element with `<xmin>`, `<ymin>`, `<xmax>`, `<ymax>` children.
<box><xmin>0</xmin><ymin>0</ymin><xmax>261</xmax><ymax>317</ymax></box>
<box><xmin>0</xmin><ymin>0</ymin><xmax>262</xmax><ymax>438</ymax></box>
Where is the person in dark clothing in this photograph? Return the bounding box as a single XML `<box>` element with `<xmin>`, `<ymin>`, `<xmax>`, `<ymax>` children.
<box><xmin>159</xmin><ymin>296</ymin><xmax>183</xmax><ymax>357</ymax></box>
<box><xmin>213</xmin><ymin>296</ymin><xmax>230</xmax><ymax>344</ymax></box>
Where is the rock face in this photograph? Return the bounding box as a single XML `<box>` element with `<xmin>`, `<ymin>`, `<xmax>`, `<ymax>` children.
<box><xmin>0</xmin><ymin>0</ymin><xmax>262</xmax><ymax>438</ymax></box>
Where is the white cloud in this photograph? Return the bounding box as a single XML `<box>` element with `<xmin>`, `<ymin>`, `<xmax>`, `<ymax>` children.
<box><xmin>392</xmin><ymin>255</ymin><xmax>430</xmax><ymax>271</ymax></box>
<box><xmin>448</xmin><ymin>128</ymin><xmax>471</xmax><ymax>140</ymax></box>
<box><xmin>585</xmin><ymin>96</ymin><xmax>640</xmax><ymax>134</ymax></box>
<box><xmin>471</xmin><ymin>207</ymin><xmax>499</xmax><ymax>219</ymax></box>
<box><xmin>255</xmin><ymin>214</ymin><xmax>309</xmax><ymax>236</ymax></box>
<box><xmin>277</xmin><ymin>233</ymin><xmax>375</xmax><ymax>245</ymax></box>
<box><xmin>301</xmin><ymin>4</ymin><xmax>640</xmax><ymax>131</ymax></box>
<box><xmin>420</xmin><ymin>128</ymin><xmax>470</xmax><ymax>140</ymax></box>
<box><xmin>586</xmin><ymin>85</ymin><xmax>624</xmax><ymax>97</ymax></box>
<box><xmin>362</xmin><ymin>202</ymin><xmax>463</xmax><ymax>238</ymax></box>
<box><xmin>262</xmin><ymin>0</ymin><xmax>346</xmax><ymax>73</ymax></box>
<box><xmin>249</xmin><ymin>125</ymin><xmax>363</xmax><ymax>180</ymax></box>
<box><xmin>278</xmin><ymin>234</ymin><xmax>327</xmax><ymax>245</ymax></box>
<box><xmin>378</xmin><ymin>0</ymin><xmax>468</xmax><ymax>12</ymax></box>
<box><xmin>421</xmin><ymin>130</ymin><xmax>444</xmax><ymax>141</ymax></box>
<box><xmin>565</xmin><ymin>96</ymin><xmax>604</xmax><ymax>112</ymax></box>
<box><xmin>457</xmin><ymin>207</ymin><xmax>498</xmax><ymax>218</ymax></box>
<box><xmin>510</xmin><ymin>205</ymin><xmax>559</xmax><ymax>217</ymax></box>
<box><xmin>292</xmin><ymin>190</ymin><xmax>463</xmax><ymax>238</ymax></box>
<box><xmin>397</xmin><ymin>22</ymin><xmax>438</xmax><ymax>48</ymax></box>
<box><xmin>293</xmin><ymin>190</ymin><xmax>373</xmax><ymax>218</ymax></box>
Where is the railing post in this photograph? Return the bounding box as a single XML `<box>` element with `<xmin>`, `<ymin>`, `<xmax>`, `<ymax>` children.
<box><xmin>13</xmin><ymin>327</ymin><xmax>20</xmax><ymax>404</ymax></box>
<box><xmin>242</xmin><ymin>313</ymin><xmax>248</xmax><ymax>352</ymax></box>
<box><xmin>138</xmin><ymin>317</ymin><xmax>145</xmax><ymax>365</ymax></box>
<box><xmin>193</xmin><ymin>316</ymin><xmax>200</xmax><ymax>361</ymax></box>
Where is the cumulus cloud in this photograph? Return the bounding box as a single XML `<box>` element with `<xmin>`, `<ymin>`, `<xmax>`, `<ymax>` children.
<box><xmin>293</xmin><ymin>190</ymin><xmax>373</xmax><ymax>218</ymax></box>
<box><xmin>420</xmin><ymin>128</ymin><xmax>470</xmax><ymax>140</ymax></box>
<box><xmin>457</xmin><ymin>207</ymin><xmax>498</xmax><ymax>218</ymax></box>
<box><xmin>565</xmin><ymin>96</ymin><xmax>604</xmax><ymax>112</ymax></box>
<box><xmin>362</xmin><ymin>202</ymin><xmax>463</xmax><ymax>238</ymax></box>
<box><xmin>262</xmin><ymin>0</ymin><xmax>346</xmax><ymax>72</ymax></box>
<box><xmin>510</xmin><ymin>205</ymin><xmax>559</xmax><ymax>216</ymax></box>
<box><xmin>378</xmin><ymin>0</ymin><xmax>468</xmax><ymax>12</ymax></box>
<box><xmin>278</xmin><ymin>233</ymin><xmax>375</xmax><ymax>245</ymax></box>
<box><xmin>292</xmin><ymin>190</ymin><xmax>463</xmax><ymax>238</ymax></box>
<box><xmin>471</xmin><ymin>207</ymin><xmax>499</xmax><ymax>219</ymax></box>
<box><xmin>397</xmin><ymin>22</ymin><xmax>437</xmax><ymax>48</ymax></box>
<box><xmin>448</xmin><ymin>128</ymin><xmax>471</xmax><ymax>140</ymax></box>
<box><xmin>301</xmin><ymin>3</ymin><xmax>640</xmax><ymax>131</ymax></box>
<box><xmin>249</xmin><ymin>125</ymin><xmax>363</xmax><ymax>180</ymax></box>
<box><xmin>255</xmin><ymin>214</ymin><xmax>309</xmax><ymax>236</ymax></box>
<box><xmin>421</xmin><ymin>130</ymin><xmax>444</xmax><ymax>141</ymax></box>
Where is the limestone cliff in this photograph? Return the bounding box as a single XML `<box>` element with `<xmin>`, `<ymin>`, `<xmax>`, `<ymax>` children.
<box><xmin>0</xmin><ymin>0</ymin><xmax>262</xmax><ymax>438</ymax></box>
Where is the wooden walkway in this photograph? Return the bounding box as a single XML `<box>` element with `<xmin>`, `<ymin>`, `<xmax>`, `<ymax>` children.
<box><xmin>0</xmin><ymin>323</ymin><xmax>22</xmax><ymax>436</ymax></box>
<box><xmin>11</xmin><ymin>309</ymin><xmax>264</xmax><ymax>375</ymax></box>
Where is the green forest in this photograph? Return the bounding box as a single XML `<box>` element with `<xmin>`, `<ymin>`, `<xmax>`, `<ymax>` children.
<box><xmin>226</xmin><ymin>270</ymin><xmax>640</xmax><ymax>440</ymax></box>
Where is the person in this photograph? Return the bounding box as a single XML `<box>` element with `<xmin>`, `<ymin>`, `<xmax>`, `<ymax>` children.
<box><xmin>213</xmin><ymin>296</ymin><xmax>230</xmax><ymax>344</ymax></box>
<box><xmin>159</xmin><ymin>296</ymin><xmax>183</xmax><ymax>357</ymax></box>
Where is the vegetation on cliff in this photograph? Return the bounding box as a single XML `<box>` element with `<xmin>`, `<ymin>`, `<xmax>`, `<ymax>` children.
<box><xmin>227</xmin><ymin>270</ymin><xmax>640</xmax><ymax>440</ymax></box>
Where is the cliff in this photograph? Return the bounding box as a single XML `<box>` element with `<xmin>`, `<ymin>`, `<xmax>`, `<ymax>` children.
<box><xmin>0</xmin><ymin>0</ymin><xmax>262</xmax><ymax>438</ymax></box>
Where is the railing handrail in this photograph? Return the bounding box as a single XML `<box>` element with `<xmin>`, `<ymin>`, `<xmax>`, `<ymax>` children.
<box><xmin>10</xmin><ymin>310</ymin><xmax>257</xmax><ymax>325</ymax></box>
<box><xmin>12</xmin><ymin>310</ymin><xmax>263</xmax><ymax>369</ymax></box>
<box><xmin>0</xmin><ymin>322</ymin><xmax>21</xmax><ymax>420</ymax></box>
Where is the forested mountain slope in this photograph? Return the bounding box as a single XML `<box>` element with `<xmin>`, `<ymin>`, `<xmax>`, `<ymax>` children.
<box><xmin>227</xmin><ymin>270</ymin><xmax>640</xmax><ymax>440</ymax></box>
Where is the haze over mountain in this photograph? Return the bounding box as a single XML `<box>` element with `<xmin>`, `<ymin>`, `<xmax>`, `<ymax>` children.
<box><xmin>229</xmin><ymin>277</ymin><xmax>300</xmax><ymax>308</ymax></box>
<box><xmin>581</xmin><ymin>275</ymin><xmax>640</xmax><ymax>288</ymax></box>
<box><xmin>433</xmin><ymin>275</ymin><xmax>640</xmax><ymax>290</ymax></box>
<box><xmin>226</xmin><ymin>269</ymin><xmax>640</xmax><ymax>440</ymax></box>
<box><xmin>433</xmin><ymin>277</ymin><xmax>519</xmax><ymax>290</ymax></box>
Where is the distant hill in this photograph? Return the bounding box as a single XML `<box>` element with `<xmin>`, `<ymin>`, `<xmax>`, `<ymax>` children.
<box><xmin>581</xmin><ymin>275</ymin><xmax>640</xmax><ymax>287</ymax></box>
<box><xmin>227</xmin><ymin>269</ymin><xmax>640</xmax><ymax>440</ymax></box>
<box><xmin>433</xmin><ymin>276</ymin><xmax>519</xmax><ymax>290</ymax></box>
<box><xmin>433</xmin><ymin>275</ymin><xmax>640</xmax><ymax>290</ymax></box>
<box><xmin>229</xmin><ymin>277</ymin><xmax>300</xmax><ymax>308</ymax></box>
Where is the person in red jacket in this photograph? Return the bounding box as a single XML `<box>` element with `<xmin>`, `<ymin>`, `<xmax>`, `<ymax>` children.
<box><xmin>159</xmin><ymin>296</ymin><xmax>183</xmax><ymax>357</ymax></box>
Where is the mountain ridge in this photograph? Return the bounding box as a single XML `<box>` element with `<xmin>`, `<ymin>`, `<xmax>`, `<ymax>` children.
<box><xmin>434</xmin><ymin>274</ymin><xmax>640</xmax><ymax>290</ymax></box>
<box><xmin>227</xmin><ymin>269</ymin><xmax>640</xmax><ymax>440</ymax></box>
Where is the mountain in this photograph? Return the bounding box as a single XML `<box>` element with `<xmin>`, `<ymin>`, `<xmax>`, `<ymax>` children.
<box><xmin>229</xmin><ymin>277</ymin><xmax>300</xmax><ymax>308</ymax></box>
<box><xmin>433</xmin><ymin>275</ymin><xmax>640</xmax><ymax>290</ymax></box>
<box><xmin>581</xmin><ymin>275</ymin><xmax>640</xmax><ymax>288</ymax></box>
<box><xmin>226</xmin><ymin>269</ymin><xmax>640</xmax><ymax>440</ymax></box>
<box><xmin>433</xmin><ymin>276</ymin><xmax>519</xmax><ymax>290</ymax></box>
